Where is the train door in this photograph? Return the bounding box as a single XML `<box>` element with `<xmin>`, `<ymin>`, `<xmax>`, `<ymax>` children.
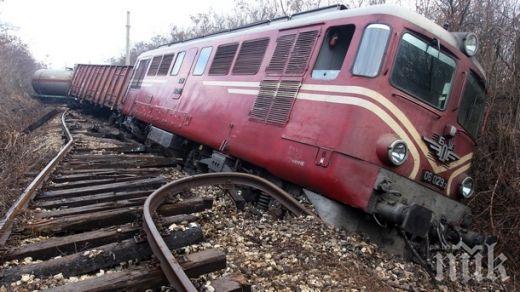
<box><xmin>250</xmin><ymin>24</ymin><xmax>322</xmax><ymax>126</ymax></box>
<box><xmin>170</xmin><ymin>47</ymin><xmax>198</xmax><ymax>101</ymax></box>
<box><xmin>310</xmin><ymin>24</ymin><xmax>357</xmax><ymax>151</ymax></box>
<box><xmin>127</xmin><ymin>58</ymin><xmax>152</xmax><ymax>121</ymax></box>
<box><xmin>154</xmin><ymin>47</ymin><xmax>198</xmax><ymax>129</ymax></box>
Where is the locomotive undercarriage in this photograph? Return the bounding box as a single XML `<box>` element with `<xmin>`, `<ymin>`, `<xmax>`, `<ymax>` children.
<box><xmin>124</xmin><ymin>119</ymin><xmax>494</xmax><ymax>270</ymax></box>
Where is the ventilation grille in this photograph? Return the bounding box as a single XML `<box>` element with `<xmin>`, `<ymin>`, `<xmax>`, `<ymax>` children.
<box><xmin>250</xmin><ymin>80</ymin><xmax>300</xmax><ymax>125</ymax></box>
<box><xmin>209</xmin><ymin>43</ymin><xmax>238</xmax><ymax>75</ymax></box>
<box><xmin>266</xmin><ymin>34</ymin><xmax>296</xmax><ymax>75</ymax></box>
<box><xmin>286</xmin><ymin>30</ymin><xmax>319</xmax><ymax>75</ymax></box>
<box><xmin>232</xmin><ymin>38</ymin><xmax>269</xmax><ymax>75</ymax></box>
<box><xmin>147</xmin><ymin>56</ymin><xmax>162</xmax><ymax>76</ymax></box>
<box><xmin>250</xmin><ymin>80</ymin><xmax>277</xmax><ymax>120</ymax></box>
<box><xmin>267</xmin><ymin>81</ymin><xmax>300</xmax><ymax>124</ymax></box>
<box><xmin>157</xmin><ymin>54</ymin><xmax>174</xmax><ymax>76</ymax></box>
<box><xmin>266</xmin><ymin>30</ymin><xmax>318</xmax><ymax>76</ymax></box>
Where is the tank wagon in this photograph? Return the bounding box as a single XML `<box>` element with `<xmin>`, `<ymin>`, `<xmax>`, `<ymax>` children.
<box><xmin>32</xmin><ymin>68</ymin><xmax>74</xmax><ymax>97</ymax></box>
<box><xmin>67</xmin><ymin>5</ymin><xmax>491</xmax><ymax>248</ymax></box>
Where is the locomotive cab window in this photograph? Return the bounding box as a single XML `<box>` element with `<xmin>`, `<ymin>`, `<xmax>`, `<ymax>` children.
<box><xmin>391</xmin><ymin>33</ymin><xmax>456</xmax><ymax>110</ymax></box>
<box><xmin>458</xmin><ymin>72</ymin><xmax>487</xmax><ymax>138</ymax></box>
<box><xmin>352</xmin><ymin>24</ymin><xmax>391</xmax><ymax>77</ymax></box>
<box><xmin>312</xmin><ymin>25</ymin><xmax>355</xmax><ymax>80</ymax></box>
<box><xmin>170</xmin><ymin>51</ymin><xmax>185</xmax><ymax>76</ymax></box>
<box><xmin>193</xmin><ymin>47</ymin><xmax>213</xmax><ymax>76</ymax></box>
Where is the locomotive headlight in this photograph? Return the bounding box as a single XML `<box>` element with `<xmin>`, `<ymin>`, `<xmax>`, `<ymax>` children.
<box><xmin>463</xmin><ymin>33</ymin><xmax>478</xmax><ymax>57</ymax></box>
<box><xmin>387</xmin><ymin>140</ymin><xmax>408</xmax><ymax>166</ymax></box>
<box><xmin>459</xmin><ymin>177</ymin><xmax>474</xmax><ymax>198</ymax></box>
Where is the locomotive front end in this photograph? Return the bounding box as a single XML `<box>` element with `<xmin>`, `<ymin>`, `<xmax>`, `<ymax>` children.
<box><xmin>357</xmin><ymin>23</ymin><xmax>490</xmax><ymax>246</ymax></box>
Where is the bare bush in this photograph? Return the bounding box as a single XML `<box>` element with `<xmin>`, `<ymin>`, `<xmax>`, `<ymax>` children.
<box><xmin>414</xmin><ymin>0</ymin><xmax>520</xmax><ymax>284</ymax></box>
<box><xmin>0</xmin><ymin>22</ymin><xmax>47</xmax><ymax>217</ymax></box>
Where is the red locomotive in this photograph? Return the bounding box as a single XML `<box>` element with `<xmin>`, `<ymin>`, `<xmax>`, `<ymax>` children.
<box><xmin>57</xmin><ymin>5</ymin><xmax>490</xmax><ymax>248</ymax></box>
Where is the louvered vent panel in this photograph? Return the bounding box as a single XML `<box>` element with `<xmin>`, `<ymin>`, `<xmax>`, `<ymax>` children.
<box><xmin>209</xmin><ymin>43</ymin><xmax>238</xmax><ymax>75</ymax></box>
<box><xmin>250</xmin><ymin>80</ymin><xmax>278</xmax><ymax>120</ymax></box>
<box><xmin>147</xmin><ymin>56</ymin><xmax>162</xmax><ymax>76</ymax></box>
<box><xmin>266</xmin><ymin>34</ymin><xmax>296</xmax><ymax>75</ymax></box>
<box><xmin>232</xmin><ymin>38</ymin><xmax>269</xmax><ymax>75</ymax></box>
<box><xmin>285</xmin><ymin>30</ymin><xmax>318</xmax><ymax>75</ymax></box>
<box><xmin>266</xmin><ymin>80</ymin><xmax>300</xmax><ymax>125</ymax></box>
<box><xmin>250</xmin><ymin>80</ymin><xmax>300</xmax><ymax>125</ymax></box>
<box><xmin>157</xmin><ymin>54</ymin><xmax>174</xmax><ymax>76</ymax></box>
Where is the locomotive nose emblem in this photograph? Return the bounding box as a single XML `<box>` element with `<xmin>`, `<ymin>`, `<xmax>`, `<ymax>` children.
<box><xmin>422</xmin><ymin>134</ymin><xmax>460</xmax><ymax>164</ymax></box>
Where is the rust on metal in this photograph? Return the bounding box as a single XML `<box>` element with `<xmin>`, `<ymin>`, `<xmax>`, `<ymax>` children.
<box><xmin>143</xmin><ymin>172</ymin><xmax>313</xmax><ymax>291</ymax></box>
<box><xmin>0</xmin><ymin>111</ymin><xmax>74</xmax><ymax>245</ymax></box>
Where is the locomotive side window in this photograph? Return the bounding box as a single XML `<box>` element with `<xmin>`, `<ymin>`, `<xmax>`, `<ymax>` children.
<box><xmin>130</xmin><ymin>59</ymin><xmax>150</xmax><ymax>89</ymax></box>
<box><xmin>391</xmin><ymin>33</ymin><xmax>456</xmax><ymax>110</ymax></box>
<box><xmin>458</xmin><ymin>72</ymin><xmax>487</xmax><ymax>138</ymax></box>
<box><xmin>352</xmin><ymin>24</ymin><xmax>390</xmax><ymax>77</ymax></box>
<box><xmin>170</xmin><ymin>51</ymin><xmax>185</xmax><ymax>76</ymax></box>
<box><xmin>312</xmin><ymin>25</ymin><xmax>355</xmax><ymax>80</ymax></box>
<box><xmin>147</xmin><ymin>56</ymin><xmax>163</xmax><ymax>76</ymax></box>
<box><xmin>193</xmin><ymin>47</ymin><xmax>213</xmax><ymax>76</ymax></box>
<box><xmin>209</xmin><ymin>43</ymin><xmax>239</xmax><ymax>75</ymax></box>
<box><xmin>157</xmin><ymin>54</ymin><xmax>174</xmax><ymax>76</ymax></box>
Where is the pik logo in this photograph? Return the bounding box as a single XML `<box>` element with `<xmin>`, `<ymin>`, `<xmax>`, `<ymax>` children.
<box><xmin>423</xmin><ymin>134</ymin><xmax>460</xmax><ymax>164</ymax></box>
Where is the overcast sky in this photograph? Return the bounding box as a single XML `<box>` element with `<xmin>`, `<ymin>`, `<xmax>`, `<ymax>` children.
<box><xmin>0</xmin><ymin>0</ymin><xmax>235</xmax><ymax>68</ymax></box>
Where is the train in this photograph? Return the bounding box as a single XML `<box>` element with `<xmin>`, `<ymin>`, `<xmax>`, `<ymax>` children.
<box><xmin>33</xmin><ymin>5</ymin><xmax>492</xmax><ymax>252</ymax></box>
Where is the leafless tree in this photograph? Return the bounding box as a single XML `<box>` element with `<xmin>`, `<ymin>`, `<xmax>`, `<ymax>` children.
<box><xmin>416</xmin><ymin>0</ymin><xmax>520</xmax><ymax>282</ymax></box>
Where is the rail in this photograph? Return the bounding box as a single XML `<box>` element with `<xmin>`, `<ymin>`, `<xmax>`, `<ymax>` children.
<box><xmin>143</xmin><ymin>172</ymin><xmax>314</xmax><ymax>291</ymax></box>
<box><xmin>0</xmin><ymin>111</ymin><xmax>74</xmax><ymax>245</ymax></box>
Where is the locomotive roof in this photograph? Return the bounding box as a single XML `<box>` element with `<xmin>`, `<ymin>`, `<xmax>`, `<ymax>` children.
<box><xmin>139</xmin><ymin>4</ymin><xmax>485</xmax><ymax>78</ymax></box>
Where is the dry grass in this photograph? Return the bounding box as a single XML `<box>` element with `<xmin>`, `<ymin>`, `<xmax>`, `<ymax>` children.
<box><xmin>0</xmin><ymin>94</ymin><xmax>51</xmax><ymax>218</ymax></box>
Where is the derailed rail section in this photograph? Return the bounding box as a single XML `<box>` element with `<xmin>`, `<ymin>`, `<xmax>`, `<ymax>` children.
<box><xmin>69</xmin><ymin>64</ymin><xmax>133</xmax><ymax>109</ymax></box>
<box><xmin>143</xmin><ymin>172</ymin><xmax>314</xmax><ymax>291</ymax></box>
<box><xmin>0</xmin><ymin>111</ymin><xmax>73</xmax><ymax>245</ymax></box>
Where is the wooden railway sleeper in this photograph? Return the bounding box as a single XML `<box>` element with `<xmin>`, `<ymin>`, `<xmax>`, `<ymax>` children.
<box><xmin>143</xmin><ymin>172</ymin><xmax>314</xmax><ymax>292</ymax></box>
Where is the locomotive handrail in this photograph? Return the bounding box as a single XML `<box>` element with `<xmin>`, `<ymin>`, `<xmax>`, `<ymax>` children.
<box><xmin>0</xmin><ymin>110</ymin><xmax>74</xmax><ymax>245</ymax></box>
<box><xmin>143</xmin><ymin>172</ymin><xmax>314</xmax><ymax>291</ymax></box>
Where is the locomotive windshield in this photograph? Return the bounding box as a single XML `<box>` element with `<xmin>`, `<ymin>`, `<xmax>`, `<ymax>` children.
<box><xmin>391</xmin><ymin>33</ymin><xmax>456</xmax><ymax>110</ymax></box>
<box><xmin>458</xmin><ymin>72</ymin><xmax>487</xmax><ymax>138</ymax></box>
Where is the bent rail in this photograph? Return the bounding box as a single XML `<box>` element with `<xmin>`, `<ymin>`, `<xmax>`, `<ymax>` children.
<box><xmin>0</xmin><ymin>111</ymin><xmax>73</xmax><ymax>245</ymax></box>
<box><xmin>143</xmin><ymin>172</ymin><xmax>314</xmax><ymax>291</ymax></box>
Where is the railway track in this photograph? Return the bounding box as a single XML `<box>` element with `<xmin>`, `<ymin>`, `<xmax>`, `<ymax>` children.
<box><xmin>0</xmin><ymin>110</ymin><xmax>311</xmax><ymax>291</ymax></box>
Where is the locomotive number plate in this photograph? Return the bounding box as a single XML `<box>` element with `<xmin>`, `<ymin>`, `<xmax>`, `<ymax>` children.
<box><xmin>422</xmin><ymin>170</ymin><xmax>447</xmax><ymax>189</ymax></box>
